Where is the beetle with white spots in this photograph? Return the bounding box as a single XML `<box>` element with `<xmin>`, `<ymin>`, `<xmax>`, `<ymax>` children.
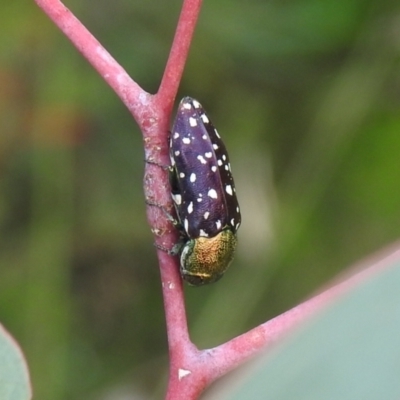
<box><xmin>168</xmin><ymin>97</ymin><xmax>241</xmax><ymax>286</ymax></box>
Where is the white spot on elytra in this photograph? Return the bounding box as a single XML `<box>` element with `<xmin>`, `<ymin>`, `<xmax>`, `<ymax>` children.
<box><xmin>189</xmin><ymin>117</ymin><xmax>197</xmax><ymax>127</ymax></box>
<box><xmin>174</xmin><ymin>150</ymin><xmax>180</xmax><ymax>156</ymax></box>
<box><xmin>179</xmin><ymin>172</ymin><xmax>185</xmax><ymax>178</ymax></box>
<box><xmin>205</xmin><ymin>152</ymin><xmax>212</xmax><ymax>158</ymax></box>
<box><xmin>202</xmin><ymin>134</ymin><xmax>208</xmax><ymax>140</ymax></box>
<box><xmin>222</xmin><ymin>154</ymin><xmax>227</xmax><ymax>161</ymax></box>
<box><xmin>192</xmin><ymin>100</ymin><xmax>201</xmax><ymax>108</ymax></box>
<box><xmin>208</xmin><ymin>189</ymin><xmax>218</xmax><ymax>199</ymax></box>
<box><xmin>213</xmin><ymin>143</ymin><xmax>219</xmax><ymax>150</ymax></box>
<box><xmin>236</xmin><ymin>206</ymin><xmax>240</xmax><ymax>212</ymax></box>
<box><xmin>178</xmin><ymin>368</ymin><xmax>191</xmax><ymax>380</ymax></box>
<box><xmin>197</xmin><ymin>197</ymin><xmax>202</xmax><ymax>202</ymax></box>
<box><xmin>190</xmin><ymin>173</ymin><xmax>196</xmax><ymax>182</ymax></box>
<box><xmin>216</xmin><ymin>220</ymin><xmax>222</xmax><ymax>229</ymax></box>
<box><xmin>172</xmin><ymin>194</ymin><xmax>182</xmax><ymax>205</ymax></box>
<box><xmin>187</xmin><ymin>202</ymin><xmax>193</xmax><ymax>214</ymax></box>
<box><xmin>225</xmin><ymin>165</ymin><xmax>229</xmax><ymax>171</ymax></box>
<box><xmin>204</xmin><ymin>211</ymin><xmax>210</xmax><ymax>219</ymax></box>
<box><xmin>184</xmin><ymin>218</ymin><xmax>189</xmax><ymax>232</ymax></box>
<box><xmin>217</xmin><ymin>159</ymin><xmax>223</xmax><ymax>166</ymax></box>
<box><xmin>231</xmin><ymin>218</ymin><xmax>235</xmax><ymax>226</ymax></box>
<box><xmin>211</xmin><ymin>166</ymin><xmax>217</xmax><ymax>172</ymax></box>
<box><xmin>183</xmin><ymin>102</ymin><xmax>192</xmax><ymax>110</ymax></box>
<box><xmin>201</xmin><ymin>114</ymin><xmax>209</xmax><ymax>123</ymax></box>
<box><xmin>225</xmin><ymin>185</ymin><xmax>233</xmax><ymax>195</ymax></box>
<box><xmin>197</xmin><ymin>155</ymin><xmax>207</xmax><ymax>164</ymax></box>
<box><xmin>173</xmin><ymin>132</ymin><xmax>180</xmax><ymax>139</ymax></box>
<box><xmin>182</xmin><ymin>137</ymin><xmax>191</xmax><ymax>144</ymax></box>
<box><xmin>199</xmin><ymin>229</ymin><xmax>208</xmax><ymax>237</ymax></box>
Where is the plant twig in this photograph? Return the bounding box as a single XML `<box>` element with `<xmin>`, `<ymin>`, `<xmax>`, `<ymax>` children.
<box><xmin>34</xmin><ymin>1</ymin><xmax>400</xmax><ymax>399</ymax></box>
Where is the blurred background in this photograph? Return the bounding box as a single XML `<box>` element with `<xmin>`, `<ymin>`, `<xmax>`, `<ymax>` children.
<box><xmin>1</xmin><ymin>0</ymin><xmax>400</xmax><ymax>398</ymax></box>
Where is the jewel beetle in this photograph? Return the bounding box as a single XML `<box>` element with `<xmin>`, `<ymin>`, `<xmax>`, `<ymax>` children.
<box><xmin>169</xmin><ymin>97</ymin><xmax>241</xmax><ymax>286</ymax></box>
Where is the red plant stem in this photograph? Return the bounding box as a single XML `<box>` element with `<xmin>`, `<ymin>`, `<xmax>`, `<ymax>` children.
<box><xmin>34</xmin><ymin>0</ymin><xmax>150</xmax><ymax>123</ymax></box>
<box><xmin>33</xmin><ymin>1</ymin><xmax>204</xmax><ymax>398</ymax></box>
<box><xmin>34</xmin><ymin>1</ymin><xmax>399</xmax><ymax>399</ymax></box>
<box><xmin>156</xmin><ymin>0</ymin><xmax>203</xmax><ymax>111</ymax></box>
<box><xmin>153</xmin><ymin>1</ymin><xmax>205</xmax><ymax>399</ymax></box>
<box><xmin>160</xmin><ymin>243</ymin><xmax>400</xmax><ymax>398</ymax></box>
<box><xmin>198</xmin><ymin>243</ymin><xmax>400</xmax><ymax>384</ymax></box>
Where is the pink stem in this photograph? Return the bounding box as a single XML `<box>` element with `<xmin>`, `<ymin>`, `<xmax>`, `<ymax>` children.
<box><xmin>34</xmin><ymin>0</ymin><xmax>149</xmax><ymax>123</ymax></box>
<box><xmin>160</xmin><ymin>242</ymin><xmax>400</xmax><ymax>397</ymax></box>
<box><xmin>34</xmin><ymin>1</ymin><xmax>396</xmax><ymax>399</ymax></box>
<box><xmin>156</xmin><ymin>0</ymin><xmax>203</xmax><ymax>112</ymax></box>
<box><xmin>201</xmin><ymin>243</ymin><xmax>400</xmax><ymax>384</ymax></box>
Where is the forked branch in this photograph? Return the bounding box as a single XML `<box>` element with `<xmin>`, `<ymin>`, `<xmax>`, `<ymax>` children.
<box><xmin>34</xmin><ymin>1</ymin><xmax>398</xmax><ymax>399</ymax></box>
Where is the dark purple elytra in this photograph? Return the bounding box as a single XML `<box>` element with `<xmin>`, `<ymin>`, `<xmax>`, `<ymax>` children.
<box><xmin>169</xmin><ymin>97</ymin><xmax>241</xmax><ymax>240</ymax></box>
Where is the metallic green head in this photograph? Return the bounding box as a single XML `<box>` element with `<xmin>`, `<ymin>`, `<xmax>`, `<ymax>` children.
<box><xmin>180</xmin><ymin>229</ymin><xmax>237</xmax><ymax>286</ymax></box>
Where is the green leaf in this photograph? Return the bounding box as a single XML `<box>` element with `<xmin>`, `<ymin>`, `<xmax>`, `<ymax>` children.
<box><xmin>0</xmin><ymin>325</ymin><xmax>31</xmax><ymax>400</ymax></box>
<box><xmin>212</xmin><ymin>262</ymin><xmax>400</xmax><ymax>399</ymax></box>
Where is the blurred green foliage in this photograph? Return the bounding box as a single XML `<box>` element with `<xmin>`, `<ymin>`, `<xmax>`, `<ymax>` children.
<box><xmin>1</xmin><ymin>0</ymin><xmax>400</xmax><ymax>399</ymax></box>
<box><xmin>209</xmin><ymin>260</ymin><xmax>400</xmax><ymax>400</ymax></box>
<box><xmin>0</xmin><ymin>325</ymin><xmax>31</xmax><ymax>399</ymax></box>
